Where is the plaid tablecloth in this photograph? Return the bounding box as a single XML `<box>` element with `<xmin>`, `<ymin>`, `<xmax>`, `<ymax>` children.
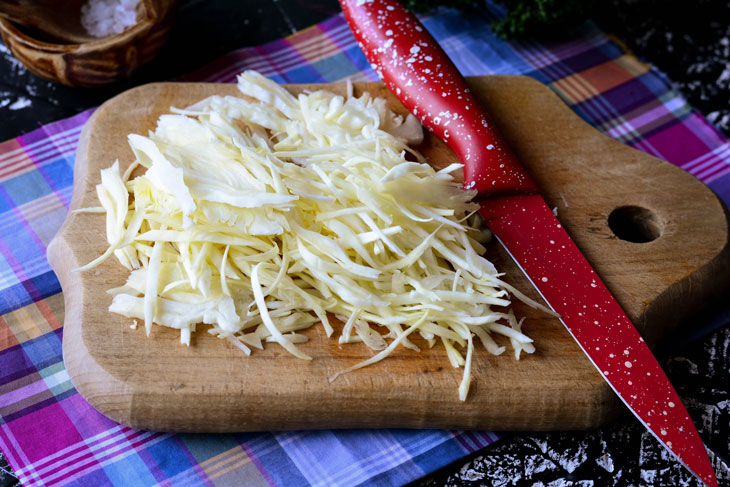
<box><xmin>2</xmin><ymin>4</ymin><xmax>729</xmax><ymax>487</ymax></box>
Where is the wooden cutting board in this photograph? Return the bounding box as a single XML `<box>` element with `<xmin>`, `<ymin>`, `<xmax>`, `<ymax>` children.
<box><xmin>47</xmin><ymin>76</ymin><xmax>730</xmax><ymax>433</ymax></box>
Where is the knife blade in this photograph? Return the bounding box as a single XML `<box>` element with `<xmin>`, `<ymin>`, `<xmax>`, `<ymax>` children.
<box><xmin>340</xmin><ymin>1</ymin><xmax>716</xmax><ymax>485</ymax></box>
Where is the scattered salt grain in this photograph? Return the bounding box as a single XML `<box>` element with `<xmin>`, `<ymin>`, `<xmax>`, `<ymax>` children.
<box><xmin>8</xmin><ymin>97</ymin><xmax>31</xmax><ymax>110</ymax></box>
<box><xmin>81</xmin><ymin>0</ymin><xmax>140</xmax><ymax>38</ymax></box>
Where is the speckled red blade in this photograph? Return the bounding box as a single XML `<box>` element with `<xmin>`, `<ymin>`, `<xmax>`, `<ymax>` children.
<box><xmin>341</xmin><ymin>1</ymin><xmax>717</xmax><ymax>485</ymax></box>
<box><xmin>480</xmin><ymin>194</ymin><xmax>715</xmax><ymax>487</ymax></box>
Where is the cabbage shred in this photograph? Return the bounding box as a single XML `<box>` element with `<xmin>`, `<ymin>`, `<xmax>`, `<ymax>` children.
<box><xmin>82</xmin><ymin>71</ymin><xmax>542</xmax><ymax>401</ymax></box>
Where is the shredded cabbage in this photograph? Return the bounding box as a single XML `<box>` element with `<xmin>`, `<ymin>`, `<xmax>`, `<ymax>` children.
<box><xmin>80</xmin><ymin>70</ymin><xmax>552</xmax><ymax>401</ymax></box>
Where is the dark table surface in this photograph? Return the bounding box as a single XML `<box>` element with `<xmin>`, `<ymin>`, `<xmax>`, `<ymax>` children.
<box><xmin>1</xmin><ymin>1</ymin><xmax>729</xmax><ymax>486</ymax></box>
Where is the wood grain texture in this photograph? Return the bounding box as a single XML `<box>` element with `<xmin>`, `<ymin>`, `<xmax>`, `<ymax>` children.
<box><xmin>47</xmin><ymin>76</ymin><xmax>730</xmax><ymax>433</ymax></box>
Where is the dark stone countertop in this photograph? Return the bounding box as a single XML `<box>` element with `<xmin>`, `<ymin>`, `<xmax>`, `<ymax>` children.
<box><xmin>1</xmin><ymin>1</ymin><xmax>729</xmax><ymax>486</ymax></box>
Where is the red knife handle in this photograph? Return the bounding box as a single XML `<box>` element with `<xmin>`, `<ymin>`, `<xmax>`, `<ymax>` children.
<box><xmin>341</xmin><ymin>0</ymin><xmax>537</xmax><ymax>196</ymax></box>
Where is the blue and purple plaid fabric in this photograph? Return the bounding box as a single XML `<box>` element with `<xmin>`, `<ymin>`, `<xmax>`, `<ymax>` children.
<box><xmin>1</xmin><ymin>4</ymin><xmax>728</xmax><ymax>486</ymax></box>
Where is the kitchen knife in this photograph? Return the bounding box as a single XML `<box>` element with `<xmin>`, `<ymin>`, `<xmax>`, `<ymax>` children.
<box><xmin>340</xmin><ymin>1</ymin><xmax>717</xmax><ymax>485</ymax></box>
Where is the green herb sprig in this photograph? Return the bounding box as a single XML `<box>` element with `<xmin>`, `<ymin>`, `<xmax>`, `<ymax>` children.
<box><xmin>403</xmin><ymin>0</ymin><xmax>592</xmax><ymax>39</ymax></box>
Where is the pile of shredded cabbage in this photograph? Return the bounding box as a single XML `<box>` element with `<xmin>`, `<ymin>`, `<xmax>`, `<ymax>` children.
<box><xmin>80</xmin><ymin>70</ymin><xmax>547</xmax><ymax>401</ymax></box>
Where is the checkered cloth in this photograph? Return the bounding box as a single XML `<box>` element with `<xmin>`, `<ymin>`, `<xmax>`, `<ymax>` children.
<box><xmin>2</xmin><ymin>4</ymin><xmax>729</xmax><ymax>487</ymax></box>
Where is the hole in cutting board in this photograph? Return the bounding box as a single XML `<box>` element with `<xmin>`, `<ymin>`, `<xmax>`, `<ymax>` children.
<box><xmin>608</xmin><ymin>206</ymin><xmax>662</xmax><ymax>243</ymax></box>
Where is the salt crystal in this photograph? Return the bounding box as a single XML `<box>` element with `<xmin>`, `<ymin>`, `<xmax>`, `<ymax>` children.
<box><xmin>81</xmin><ymin>0</ymin><xmax>140</xmax><ymax>38</ymax></box>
